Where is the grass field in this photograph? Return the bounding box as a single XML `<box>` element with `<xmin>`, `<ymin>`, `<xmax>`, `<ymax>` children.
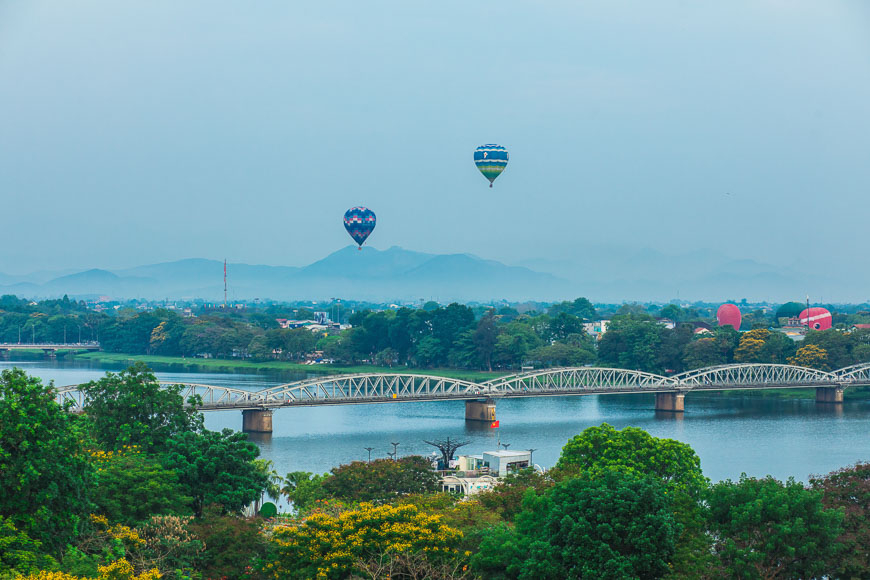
<box><xmin>70</xmin><ymin>351</ymin><xmax>507</xmax><ymax>383</ymax></box>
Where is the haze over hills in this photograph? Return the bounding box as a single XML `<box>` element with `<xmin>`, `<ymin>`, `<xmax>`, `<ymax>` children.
<box><xmin>0</xmin><ymin>245</ymin><xmax>865</xmax><ymax>303</ymax></box>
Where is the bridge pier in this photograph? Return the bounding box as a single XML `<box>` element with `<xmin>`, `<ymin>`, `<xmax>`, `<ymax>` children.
<box><xmin>816</xmin><ymin>387</ymin><xmax>844</xmax><ymax>404</ymax></box>
<box><xmin>242</xmin><ymin>409</ymin><xmax>273</xmax><ymax>433</ymax></box>
<box><xmin>655</xmin><ymin>392</ymin><xmax>685</xmax><ymax>413</ymax></box>
<box><xmin>465</xmin><ymin>399</ymin><xmax>496</xmax><ymax>422</ymax></box>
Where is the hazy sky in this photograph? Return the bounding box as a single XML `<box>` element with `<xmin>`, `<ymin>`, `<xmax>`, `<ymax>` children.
<box><xmin>1</xmin><ymin>1</ymin><xmax>869</xmax><ymax>275</ymax></box>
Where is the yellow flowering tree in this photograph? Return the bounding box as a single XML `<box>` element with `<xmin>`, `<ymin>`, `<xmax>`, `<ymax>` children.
<box><xmin>24</xmin><ymin>558</ymin><xmax>159</xmax><ymax>580</ymax></box>
<box><xmin>265</xmin><ymin>503</ymin><xmax>463</xmax><ymax>579</ymax></box>
<box><xmin>789</xmin><ymin>344</ymin><xmax>830</xmax><ymax>370</ymax></box>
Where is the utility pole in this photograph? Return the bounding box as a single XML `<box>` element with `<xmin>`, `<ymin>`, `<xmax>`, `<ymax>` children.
<box><xmin>224</xmin><ymin>259</ymin><xmax>228</xmax><ymax>308</ymax></box>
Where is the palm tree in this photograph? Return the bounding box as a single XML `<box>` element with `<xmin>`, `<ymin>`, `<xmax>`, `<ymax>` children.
<box><xmin>252</xmin><ymin>459</ymin><xmax>283</xmax><ymax>514</ymax></box>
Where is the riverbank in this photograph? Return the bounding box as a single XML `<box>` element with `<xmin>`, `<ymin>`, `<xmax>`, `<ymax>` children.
<box><xmin>70</xmin><ymin>351</ymin><xmax>506</xmax><ymax>383</ymax></box>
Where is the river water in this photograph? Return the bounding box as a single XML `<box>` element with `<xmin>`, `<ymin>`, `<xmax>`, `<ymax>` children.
<box><xmin>5</xmin><ymin>358</ymin><xmax>870</xmax><ymax>486</ymax></box>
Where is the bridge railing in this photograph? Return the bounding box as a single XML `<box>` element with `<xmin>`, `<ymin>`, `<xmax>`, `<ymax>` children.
<box><xmin>51</xmin><ymin>362</ymin><xmax>870</xmax><ymax>412</ymax></box>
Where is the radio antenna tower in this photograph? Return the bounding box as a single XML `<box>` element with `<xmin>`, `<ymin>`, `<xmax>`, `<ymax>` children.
<box><xmin>224</xmin><ymin>259</ymin><xmax>228</xmax><ymax>308</ymax></box>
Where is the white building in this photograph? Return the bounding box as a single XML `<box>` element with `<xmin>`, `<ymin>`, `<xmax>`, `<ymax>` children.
<box><xmin>441</xmin><ymin>474</ymin><xmax>499</xmax><ymax>496</ymax></box>
<box><xmin>457</xmin><ymin>450</ymin><xmax>531</xmax><ymax>477</ymax></box>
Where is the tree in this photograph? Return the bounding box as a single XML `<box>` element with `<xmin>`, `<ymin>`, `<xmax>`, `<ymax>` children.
<box><xmin>188</xmin><ymin>506</ymin><xmax>266</xmax><ymax>580</ymax></box>
<box><xmin>322</xmin><ymin>456</ymin><xmax>440</xmax><ymax>504</ymax></box>
<box><xmin>682</xmin><ymin>337</ymin><xmax>728</xmax><ymax>369</ymax></box>
<box><xmin>707</xmin><ymin>475</ymin><xmax>842</xmax><ymax>579</ymax></box>
<box><xmin>91</xmin><ymin>451</ymin><xmax>193</xmax><ymax>526</ymax></box>
<box><xmin>160</xmin><ymin>429</ymin><xmax>268</xmax><ymax>516</ymax></box>
<box><xmin>281</xmin><ymin>472</ymin><xmax>329</xmax><ymax>512</ymax></box>
<box><xmin>266</xmin><ymin>503</ymin><xmax>463</xmax><ymax>580</ymax></box>
<box><xmin>598</xmin><ymin>314</ymin><xmax>664</xmax><ymax>373</ymax></box>
<box><xmin>546</xmin><ymin>313</ymin><xmax>584</xmax><ymax>341</ymax></box>
<box><xmin>475</xmin><ymin>468</ymin><xmax>553</xmax><ymax>521</ymax></box>
<box><xmin>0</xmin><ymin>368</ymin><xmax>95</xmax><ymax>555</ymax></box>
<box><xmin>547</xmin><ymin>297</ymin><xmax>597</xmax><ymax>321</ymax></box>
<box><xmin>473</xmin><ymin>311</ymin><xmax>499</xmax><ymax>371</ymax></box>
<box><xmin>810</xmin><ymin>463</ymin><xmax>870</xmax><ymax>579</ymax></box>
<box><xmin>554</xmin><ymin>423</ymin><xmax>707</xmax><ymax>498</ymax></box>
<box><xmin>477</xmin><ymin>471</ymin><xmax>679</xmax><ymax>580</ymax></box>
<box><xmin>527</xmin><ymin>342</ymin><xmax>595</xmax><ymax>367</ymax></box>
<box><xmin>0</xmin><ymin>517</ymin><xmax>56</xmax><ymax>577</ymax></box>
<box><xmin>81</xmin><ymin>363</ymin><xmax>203</xmax><ymax>453</ymax></box>
<box><xmin>733</xmin><ymin>328</ymin><xmax>768</xmax><ymax>361</ymax></box>
<box><xmin>789</xmin><ymin>344</ymin><xmax>829</xmax><ymax>370</ymax></box>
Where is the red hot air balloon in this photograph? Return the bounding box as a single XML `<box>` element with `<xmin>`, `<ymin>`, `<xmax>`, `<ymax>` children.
<box><xmin>799</xmin><ymin>307</ymin><xmax>832</xmax><ymax>331</ymax></box>
<box><xmin>717</xmin><ymin>304</ymin><xmax>742</xmax><ymax>330</ymax></box>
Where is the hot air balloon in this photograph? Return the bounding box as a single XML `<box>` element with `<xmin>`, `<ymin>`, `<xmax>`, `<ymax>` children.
<box><xmin>717</xmin><ymin>303</ymin><xmax>742</xmax><ymax>330</ymax></box>
<box><xmin>343</xmin><ymin>207</ymin><xmax>376</xmax><ymax>250</ymax></box>
<box><xmin>799</xmin><ymin>307</ymin><xmax>832</xmax><ymax>331</ymax></box>
<box><xmin>473</xmin><ymin>144</ymin><xmax>509</xmax><ymax>187</ymax></box>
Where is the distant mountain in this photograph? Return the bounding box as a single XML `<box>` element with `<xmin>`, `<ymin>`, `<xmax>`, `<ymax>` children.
<box><xmin>1</xmin><ymin>244</ymin><xmax>865</xmax><ymax>303</ymax></box>
<box><xmin>0</xmin><ymin>247</ymin><xmax>573</xmax><ymax>302</ymax></box>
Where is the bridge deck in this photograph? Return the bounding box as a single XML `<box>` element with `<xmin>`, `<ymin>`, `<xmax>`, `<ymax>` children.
<box><xmin>52</xmin><ymin>362</ymin><xmax>870</xmax><ymax>412</ymax></box>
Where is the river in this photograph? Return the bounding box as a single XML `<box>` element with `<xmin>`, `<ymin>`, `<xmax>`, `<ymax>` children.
<box><xmin>5</xmin><ymin>358</ymin><xmax>870</xmax><ymax>486</ymax></box>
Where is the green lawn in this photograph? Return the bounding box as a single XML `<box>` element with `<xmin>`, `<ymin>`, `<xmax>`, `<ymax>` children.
<box><xmin>71</xmin><ymin>352</ymin><xmax>506</xmax><ymax>383</ymax></box>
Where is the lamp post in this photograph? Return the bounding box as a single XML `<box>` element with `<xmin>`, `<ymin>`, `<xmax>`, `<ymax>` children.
<box><xmin>390</xmin><ymin>442</ymin><xmax>400</xmax><ymax>461</ymax></box>
<box><xmin>364</xmin><ymin>447</ymin><xmax>375</xmax><ymax>463</ymax></box>
<box><xmin>527</xmin><ymin>448</ymin><xmax>537</xmax><ymax>467</ymax></box>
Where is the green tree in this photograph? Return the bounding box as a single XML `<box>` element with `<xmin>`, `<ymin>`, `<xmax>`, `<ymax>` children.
<box><xmin>554</xmin><ymin>423</ymin><xmax>707</xmax><ymax>497</ymax></box>
<box><xmin>92</xmin><ymin>452</ymin><xmax>193</xmax><ymax>526</ymax></box>
<box><xmin>473</xmin><ymin>311</ymin><xmax>499</xmax><ymax>371</ymax></box>
<box><xmin>598</xmin><ymin>314</ymin><xmax>664</xmax><ymax>373</ymax></box>
<box><xmin>682</xmin><ymin>337</ymin><xmax>728</xmax><ymax>369</ymax></box>
<box><xmin>476</xmin><ymin>468</ymin><xmax>553</xmax><ymax>521</ymax></box>
<box><xmin>0</xmin><ymin>516</ymin><xmax>56</xmax><ymax>577</ymax></box>
<box><xmin>322</xmin><ymin>456</ymin><xmax>440</xmax><ymax>504</ymax></box>
<box><xmin>0</xmin><ymin>368</ymin><xmax>95</xmax><ymax>555</ymax></box>
<box><xmin>547</xmin><ymin>297</ymin><xmax>597</xmax><ymax>321</ymax></box>
<box><xmin>281</xmin><ymin>472</ymin><xmax>330</xmax><ymax>512</ymax></box>
<box><xmin>160</xmin><ymin>429</ymin><xmax>268</xmax><ymax>516</ymax></box>
<box><xmin>477</xmin><ymin>472</ymin><xmax>679</xmax><ymax>580</ymax></box>
<box><xmin>810</xmin><ymin>462</ymin><xmax>870</xmax><ymax>579</ymax></box>
<box><xmin>707</xmin><ymin>475</ymin><xmax>842</xmax><ymax>579</ymax></box>
<box><xmin>81</xmin><ymin>363</ymin><xmax>203</xmax><ymax>452</ymax></box>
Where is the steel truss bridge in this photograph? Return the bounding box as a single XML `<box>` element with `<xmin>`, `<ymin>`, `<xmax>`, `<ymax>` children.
<box><xmin>54</xmin><ymin>363</ymin><xmax>870</xmax><ymax>414</ymax></box>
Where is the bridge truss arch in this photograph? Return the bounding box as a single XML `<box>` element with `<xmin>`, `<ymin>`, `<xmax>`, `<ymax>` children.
<box><xmin>257</xmin><ymin>373</ymin><xmax>484</xmax><ymax>406</ymax></box>
<box><xmin>834</xmin><ymin>363</ymin><xmax>870</xmax><ymax>385</ymax></box>
<box><xmin>672</xmin><ymin>363</ymin><xmax>839</xmax><ymax>388</ymax></box>
<box><xmin>54</xmin><ymin>381</ymin><xmax>261</xmax><ymax>412</ymax></box>
<box><xmin>484</xmin><ymin>367</ymin><xmax>675</xmax><ymax>396</ymax></box>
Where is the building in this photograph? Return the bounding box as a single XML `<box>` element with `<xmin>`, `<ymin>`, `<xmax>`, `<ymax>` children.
<box><xmin>441</xmin><ymin>474</ymin><xmax>499</xmax><ymax>496</ymax></box>
<box><xmin>457</xmin><ymin>450</ymin><xmax>531</xmax><ymax>477</ymax></box>
<box><xmin>583</xmin><ymin>320</ymin><xmax>610</xmax><ymax>340</ymax></box>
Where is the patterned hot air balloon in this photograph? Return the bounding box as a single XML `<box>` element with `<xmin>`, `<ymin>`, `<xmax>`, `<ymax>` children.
<box><xmin>717</xmin><ymin>304</ymin><xmax>742</xmax><ymax>331</ymax></box>
<box><xmin>474</xmin><ymin>144</ymin><xmax>509</xmax><ymax>187</ymax></box>
<box><xmin>343</xmin><ymin>207</ymin><xmax>376</xmax><ymax>250</ymax></box>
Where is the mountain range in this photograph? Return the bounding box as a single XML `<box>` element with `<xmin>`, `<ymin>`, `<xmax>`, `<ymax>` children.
<box><xmin>0</xmin><ymin>245</ymin><xmax>865</xmax><ymax>303</ymax></box>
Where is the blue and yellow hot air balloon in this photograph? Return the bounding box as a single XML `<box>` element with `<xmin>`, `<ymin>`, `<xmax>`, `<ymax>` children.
<box><xmin>343</xmin><ymin>207</ymin><xmax>376</xmax><ymax>250</ymax></box>
<box><xmin>473</xmin><ymin>144</ymin><xmax>509</xmax><ymax>187</ymax></box>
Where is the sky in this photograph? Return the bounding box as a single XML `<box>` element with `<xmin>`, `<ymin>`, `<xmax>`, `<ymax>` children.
<box><xmin>1</xmin><ymin>1</ymin><xmax>869</xmax><ymax>280</ymax></box>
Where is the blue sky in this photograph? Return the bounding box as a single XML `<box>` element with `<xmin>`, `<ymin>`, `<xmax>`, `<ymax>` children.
<box><xmin>1</xmin><ymin>1</ymin><xmax>868</xmax><ymax>278</ymax></box>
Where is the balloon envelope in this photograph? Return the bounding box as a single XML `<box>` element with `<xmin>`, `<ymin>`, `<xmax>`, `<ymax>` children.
<box><xmin>717</xmin><ymin>304</ymin><xmax>742</xmax><ymax>330</ymax></box>
<box><xmin>473</xmin><ymin>144</ymin><xmax>509</xmax><ymax>186</ymax></box>
<box><xmin>343</xmin><ymin>207</ymin><xmax>376</xmax><ymax>247</ymax></box>
<box><xmin>799</xmin><ymin>307</ymin><xmax>832</xmax><ymax>331</ymax></box>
